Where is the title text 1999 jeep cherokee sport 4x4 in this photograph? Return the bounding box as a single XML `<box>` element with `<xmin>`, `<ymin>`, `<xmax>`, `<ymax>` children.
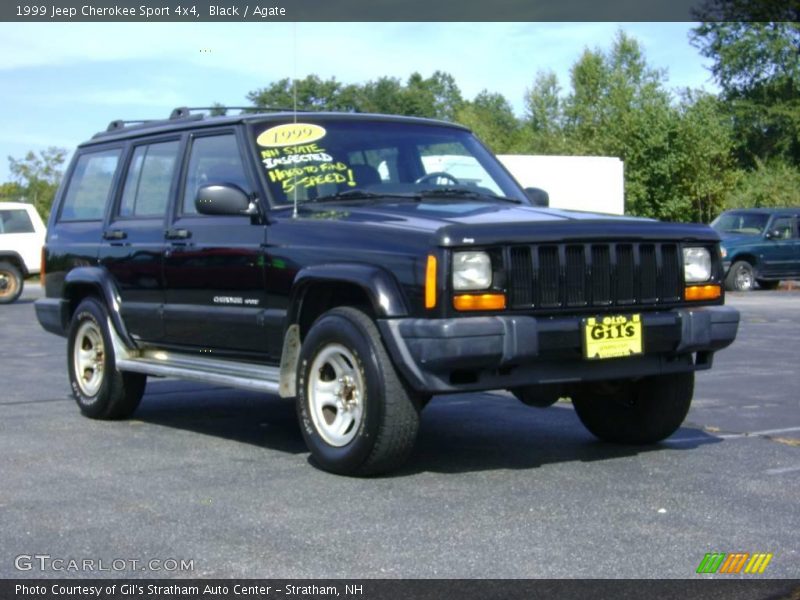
<box><xmin>35</xmin><ymin>108</ymin><xmax>740</xmax><ymax>475</ymax></box>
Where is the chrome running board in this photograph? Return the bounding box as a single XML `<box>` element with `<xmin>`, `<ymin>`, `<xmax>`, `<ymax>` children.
<box><xmin>117</xmin><ymin>352</ymin><xmax>281</xmax><ymax>394</ymax></box>
<box><xmin>109</xmin><ymin>318</ymin><xmax>284</xmax><ymax>395</ymax></box>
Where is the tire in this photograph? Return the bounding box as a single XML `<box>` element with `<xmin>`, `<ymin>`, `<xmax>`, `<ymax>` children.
<box><xmin>572</xmin><ymin>372</ymin><xmax>694</xmax><ymax>444</ymax></box>
<box><xmin>724</xmin><ymin>260</ymin><xmax>755</xmax><ymax>291</ymax></box>
<box><xmin>757</xmin><ymin>279</ymin><xmax>780</xmax><ymax>290</ymax></box>
<box><xmin>0</xmin><ymin>261</ymin><xmax>23</xmax><ymax>304</ymax></box>
<box><xmin>296</xmin><ymin>306</ymin><xmax>420</xmax><ymax>476</ymax></box>
<box><xmin>67</xmin><ymin>297</ymin><xmax>146</xmax><ymax>420</ymax></box>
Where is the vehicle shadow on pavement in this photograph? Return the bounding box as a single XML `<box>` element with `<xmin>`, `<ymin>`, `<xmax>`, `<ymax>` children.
<box><xmin>8</xmin><ymin>298</ymin><xmax>37</xmax><ymax>305</ymax></box>
<box><xmin>398</xmin><ymin>393</ymin><xmax>723</xmax><ymax>476</ymax></box>
<box><xmin>133</xmin><ymin>382</ymin><xmax>722</xmax><ymax>475</ymax></box>
<box><xmin>134</xmin><ymin>380</ymin><xmax>306</xmax><ymax>455</ymax></box>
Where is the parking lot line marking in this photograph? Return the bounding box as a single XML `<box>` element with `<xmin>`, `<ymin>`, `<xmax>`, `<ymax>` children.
<box><xmin>746</xmin><ymin>426</ymin><xmax>800</xmax><ymax>436</ymax></box>
<box><xmin>765</xmin><ymin>466</ymin><xmax>800</xmax><ymax>475</ymax></box>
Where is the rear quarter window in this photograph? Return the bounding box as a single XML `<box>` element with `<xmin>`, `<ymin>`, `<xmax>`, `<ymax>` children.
<box><xmin>59</xmin><ymin>149</ymin><xmax>121</xmax><ymax>221</ymax></box>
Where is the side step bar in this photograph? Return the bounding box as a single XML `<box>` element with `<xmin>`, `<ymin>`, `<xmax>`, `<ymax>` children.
<box><xmin>117</xmin><ymin>350</ymin><xmax>282</xmax><ymax>394</ymax></box>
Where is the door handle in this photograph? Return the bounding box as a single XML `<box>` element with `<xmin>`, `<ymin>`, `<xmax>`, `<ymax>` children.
<box><xmin>102</xmin><ymin>230</ymin><xmax>127</xmax><ymax>240</ymax></box>
<box><xmin>165</xmin><ymin>228</ymin><xmax>192</xmax><ymax>240</ymax></box>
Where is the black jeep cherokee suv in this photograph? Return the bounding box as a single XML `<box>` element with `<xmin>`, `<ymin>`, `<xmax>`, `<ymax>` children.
<box><xmin>35</xmin><ymin>108</ymin><xmax>739</xmax><ymax>475</ymax></box>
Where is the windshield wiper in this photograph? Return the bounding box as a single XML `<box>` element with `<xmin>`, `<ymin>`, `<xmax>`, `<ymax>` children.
<box><xmin>310</xmin><ymin>189</ymin><xmax>420</xmax><ymax>203</ymax></box>
<box><xmin>418</xmin><ymin>187</ymin><xmax>522</xmax><ymax>204</ymax></box>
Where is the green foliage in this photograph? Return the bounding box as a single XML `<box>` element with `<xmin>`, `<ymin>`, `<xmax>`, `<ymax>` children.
<box><xmin>725</xmin><ymin>160</ymin><xmax>800</xmax><ymax>211</ymax></box>
<box><xmin>455</xmin><ymin>91</ymin><xmax>522</xmax><ymax>154</ymax></box>
<box><xmin>0</xmin><ymin>181</ymin><xmax>24</xmax><ymax>202</ymax></box>
<box><xmin>246</xmin><ymin>71</ymin><xmax>463</xmax><ymax>120</ymax></box>
<box><xmin>691</xmin><ymin>17</ymin><xmax>800</xmax><ymax>167</ymax></box>
<box><xmin>523</xmin><ymin>71</ymin><xmax>570</xmax><ymax>154</ymax></box>
<box><xmin>673</xmin><ymin>90</ymin><xmax>739</xmax><ymax>222</ymax></box>
<box><xmin>7</xmin><ymin>147</ymin><xmax>67</xmax><ymax>219</ymax></box>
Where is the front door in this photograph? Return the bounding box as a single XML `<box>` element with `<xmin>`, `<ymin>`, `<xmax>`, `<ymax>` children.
<box><xmin>162</xmin><ymin>130</ymin><xmax>271</xmax><ymax>356</ymax></box>
<box><xmin>761</xmin><ymin>215</ymin><xmax>800</xmax><ymax>278</ymax></box>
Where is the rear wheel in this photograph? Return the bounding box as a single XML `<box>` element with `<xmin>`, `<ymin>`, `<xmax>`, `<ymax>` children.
<box><xmin>296</xmin><ymin>307</ymin><xmax>420</xmax><ymax>476</ymax></box>
<box><xmin>725</xmin><ymin>260</ymin><xmax>754</xmax><ymax>291</ymax></box>
<box><xmin>0</xmin><ymin>261</ymin><xmax>23</xmax><ymax>304</ymax></box>
<box><xmin>571</xmin><ymin>372</ymin><xmax>694</xmax><ymax>444</ymax></box>
<box><xmin>67</xmin><ymin>297</ymin><xmax>146</xmax><ymax>419</ymax></box>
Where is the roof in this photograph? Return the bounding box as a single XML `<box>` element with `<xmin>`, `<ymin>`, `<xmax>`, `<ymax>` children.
<box><xmin>0</xmin><ymin>202</ymin><xmax>37</xmax><ymax>210</ymax></box>
<box><xmin>82</xmin><ymin>106</ymin><xmax>468</xmax><ymax>147</ymax></box>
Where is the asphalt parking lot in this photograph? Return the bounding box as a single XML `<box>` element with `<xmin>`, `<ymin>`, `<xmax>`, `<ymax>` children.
<box><xmin>1</xmin><ymin>284</ymin><xmax>798</xmax><ymax>579</ymax></box>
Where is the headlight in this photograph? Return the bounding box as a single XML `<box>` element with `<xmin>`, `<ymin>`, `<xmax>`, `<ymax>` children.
<box><xmin>683</xmin><ymin>247</ymin><xmax>712</xmax><ymax>283</ymax></box>
<box><xmin>453</xmin><ymin>251</ymin><xmax>492</xmax><ymax>290</ymax></box>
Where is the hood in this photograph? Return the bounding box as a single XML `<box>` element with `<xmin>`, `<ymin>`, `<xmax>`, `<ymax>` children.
<box><xmin>292</xmin><ymin>200</ymin><xmax>719</xmax><ymax>246</ymax></box>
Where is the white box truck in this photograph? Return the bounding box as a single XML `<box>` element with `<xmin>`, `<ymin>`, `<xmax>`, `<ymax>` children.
<box><xmin>497</xmin><ymin>155</ymin><xmax>625</xmax><ymax>215</ymax></box>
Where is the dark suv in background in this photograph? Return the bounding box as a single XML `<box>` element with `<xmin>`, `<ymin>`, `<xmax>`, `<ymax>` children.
<box><xmin>711</xmin><ymin>208</ymin><xmax>800</xmax><ymax>291</ymax></box>
<box><xmin>35</xmin><ymin>107</ymin><xmax>739</xmax><ymax>475</ymax></box>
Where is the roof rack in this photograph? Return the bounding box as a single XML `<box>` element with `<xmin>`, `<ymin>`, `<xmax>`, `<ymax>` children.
<box><xmin>105</xmin><ymin>119</ymin><xmax>157</xmax><ymax>132</ymax></box>
<box><xmin>97</xmin><ymin>105</ymin><xmax>309</xmax><ymax>138</ymax></box>
<box><xmin>171</xmin><ymin>105</ymin><xmax>304</xmax><ymax>117</ymax></box>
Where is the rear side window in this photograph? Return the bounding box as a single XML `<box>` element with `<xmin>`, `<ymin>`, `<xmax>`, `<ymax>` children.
<box><xmin>0</xmin><ymin>209</ymin><xmax>35</xmax><ymax>234</ymax></box>
<box><xmin>118</xmin><ymin>141</ymin><xmax>179</xmax><ymax>217</ymax></box>
<box><xmin>182</xmin><ymin>134</ymin><xmax>251</xmax><ymax>214</ymax></box>
<box><xmin>60</xmin><ymin>149</ymin><xmax>121</xmax><ymax>221</ymax></box>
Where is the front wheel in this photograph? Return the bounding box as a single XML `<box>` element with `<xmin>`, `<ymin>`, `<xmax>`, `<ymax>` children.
<box><xmin>296</xmin><ymin>307</ymin><xmax>420</xmax><ymax>476</ymax></box>
<box><xmin>571</xmin><ymin>372</ymin><xmax>694</xmax><ymax>444</ymax></box>
<box><xmin>67</xmin><ymin>297</ymin><xmax>146</xmax><ymax>419</ymax></box>
<box><xmin>0</xmin><ymin>261</ymin><xmax>23</xmax><ymax>304</ymax></box>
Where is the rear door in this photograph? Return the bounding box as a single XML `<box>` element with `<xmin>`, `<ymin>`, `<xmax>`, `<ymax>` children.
<box><xmin>98</xmin><ymin>137</ymin><xmax>181</xmax><ymax>343</ymax></box>
<box><xmin>162</xmin><ymin>128</ymin><xmax>270</xmax><ymax>356</ymax></box>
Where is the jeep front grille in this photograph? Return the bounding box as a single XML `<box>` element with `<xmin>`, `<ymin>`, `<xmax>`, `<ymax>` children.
<box><xmin>507</xmin><ymin>243</ymin><xmax>683</xmax><ymax>310</ymax></box>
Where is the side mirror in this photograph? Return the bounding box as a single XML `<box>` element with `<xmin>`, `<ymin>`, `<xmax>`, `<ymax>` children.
<box><xmin>525</xmin><ymin>187</ymin><xmax>549</xmax><ymax>208</ymax></box>
<box><xmin>765</xmin><ymin>229</ymin><xmax>781</xmax><ymax>240</ymax></box>
<box><xmin>195</xmin><ymin>184</ymin><xmax>253</xmax><ymax>216</ymax></box>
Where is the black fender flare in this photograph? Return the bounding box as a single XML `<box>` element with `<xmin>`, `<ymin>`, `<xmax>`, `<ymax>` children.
<box><xmin>0</xmin><ymin>251</ymin><xmax>29</xmax><ymax>277</ymax></box>
<box><xmin>288</xmin><ymin>263</ymin><xmax>409</xmax><ymax>326</ymax></box>
<box><xmin>64</xmin><ymin>267</ymin><xmax>137</xmax><ymax>349</ymax></box>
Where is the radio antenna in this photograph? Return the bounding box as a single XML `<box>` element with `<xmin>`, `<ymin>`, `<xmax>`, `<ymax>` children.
<box><xmin>292</xmin><ymin>22</ymin><xmax>299</xmax><ymax>219</ymax></box>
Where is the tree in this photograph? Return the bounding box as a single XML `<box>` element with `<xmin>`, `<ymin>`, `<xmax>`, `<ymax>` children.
<box><xmin>0</xmin><ymin>181</ymin><xmax>24</xmax><ymax>202</ymax></box>
<box><xmin>726</xmin><ymin>160</ymin><xmax>800</xmax><ymax>209</ymax></box>
<box><xmin>672</xmin><ymin>90</ymin><xmax>739</xmax><ymax>222</ymax></box>
<box><xmin>560</xmin><ymin>32</ymin><xmax>686</xmax><ymax>219</ymax></box>
<box><xmin>247</xmin><ymin>75</ymin><xmax>360</xmax><ymax>112</ymax></box>
<box><xmin>690</xmin><ymin>16</ymin><xmax>800</xmax><ymax>167</ymax></box>
<box><xmin>523</xmin><ymin>71</ymin><xmax>569</xmax><ymax>154</ymax></box>
<box><xmin>455</xmin><ymin>91</ymin><xmax>521</xmax><ymax>153</ymax></box>
<box><xmin>7</xmin><ymin>147</ymin><xmax>67</xmax><ymax>219</ymax></box>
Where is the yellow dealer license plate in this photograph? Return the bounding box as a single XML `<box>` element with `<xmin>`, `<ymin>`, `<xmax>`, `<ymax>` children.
<box><xmin>583</xmin><ymin>314</ymin><xmax>643</xmax><ymax>360</ymax></box>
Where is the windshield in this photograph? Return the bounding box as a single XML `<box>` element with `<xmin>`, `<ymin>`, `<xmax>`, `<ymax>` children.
<box><xmin>711</xmin><ymin>212</ymin><xmax>769</xmax><ymax>235</ymax></box>
<box><xmin>250</xmin><ymin>119</ymin><xmax>527</xmax><ymax>205</ymax></box>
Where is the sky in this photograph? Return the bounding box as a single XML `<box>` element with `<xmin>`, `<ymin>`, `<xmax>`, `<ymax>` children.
<box><xmin>0</xmin><ymin>22</ymin><xmax>718</xmax><ymax>184</ymax></box>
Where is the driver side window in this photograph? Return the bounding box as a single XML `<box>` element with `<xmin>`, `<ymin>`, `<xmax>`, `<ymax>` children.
<box><xmin>182</xmin><ymin>134</ymin><xmax>251</xmax><ymax>215</ymax></box>
<box><xmin>770</xmin><ymin>217</ymin><xmax>796</xmax><ymax>240</ymax></box>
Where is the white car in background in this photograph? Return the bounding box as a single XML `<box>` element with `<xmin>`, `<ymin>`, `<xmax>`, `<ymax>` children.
<box><xmin>0</xmin><ymin>202</ymin><xmax>46</xmax><ymax>303</ymax></box>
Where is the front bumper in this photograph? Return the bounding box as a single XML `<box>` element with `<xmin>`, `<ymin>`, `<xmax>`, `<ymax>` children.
<box><xmin>378</xmin><ymin>306</ymin><xmax>739</xmax><ymax>393</ymax></box>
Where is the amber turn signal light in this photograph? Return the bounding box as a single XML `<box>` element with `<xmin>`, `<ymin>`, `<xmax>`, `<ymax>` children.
<box><xmin>453</xmin><ymin>293</ymin><xmax>506</xmax><ymax>311</ymax></box>
<box><xmin>684</xmin><ymin>284</ymin><xmax>721</xmax><ymax>301</ymax></box>
<box><xmin>425</xmin><ymin>255</ymin><xmax>437</xmax><ymax>309</ymax></box>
